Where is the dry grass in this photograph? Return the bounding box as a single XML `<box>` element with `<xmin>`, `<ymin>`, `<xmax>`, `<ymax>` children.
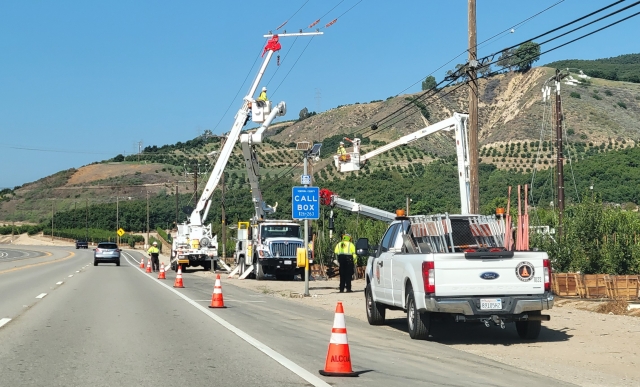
<box><xmin>595</xmin><ymin>298</ymin><xmax>629</xmax><ymax>315</ymax></box>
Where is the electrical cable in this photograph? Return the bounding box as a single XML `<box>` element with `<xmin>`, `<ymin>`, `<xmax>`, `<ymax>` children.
<box><xmin>358</xmin><ymin>4</ymin><xmax>640</xmax><ymax>138</ymax></box>
<box><xmin>270</xmin><ymin>36</ymin><xmax>316</xmax><ymax>98</ymax></box>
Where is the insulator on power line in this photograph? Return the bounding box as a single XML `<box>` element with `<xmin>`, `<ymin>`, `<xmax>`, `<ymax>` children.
<box><xmin>277</xmin><ymin>55</ymin><xmax>280</xmax><ymax>66</ymax></box>
<box><xmin>308</xmin><ymin>19</ymin><xmax>320</xmax><ymax>29</ymax></box>
<box><xmin>325</xmin><ymin>19</ymin><xmax>337</xmax><ymax>28</ymax></box>
<box><xmin>370</xmin><ymin>123</ymin><xmax>378</xmax><ymax>131</ymax></box>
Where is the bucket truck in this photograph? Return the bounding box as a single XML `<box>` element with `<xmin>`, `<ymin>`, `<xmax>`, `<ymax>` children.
<box><xmin>170</xmin><ymin>34</ymin><xmax>291</xmax><ymax>272</ymax></box>
<box><xmin>322</xmin><ymin>113</ymin><xmax>471</xmax><ymax>225</ymax></box>
<box><xmin>232</xmin><ymin>102</ymin><xmax>308</xmax><ymax>281</ymax></box>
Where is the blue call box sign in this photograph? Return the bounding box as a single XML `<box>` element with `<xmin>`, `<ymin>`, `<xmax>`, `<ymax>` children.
<box><xmin>292</xmin><ymin>186</ymin><xmax>319</xmax><ymax>220</ymax></box>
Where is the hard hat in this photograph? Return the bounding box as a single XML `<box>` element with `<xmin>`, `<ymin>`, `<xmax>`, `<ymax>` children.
<box><xmin>262</xmin><ymin>86</ymin><xmax>267</xmax><ymax>91</ymax></box>
<box><xmin>342</xmin><ymin>234</ymin><xmax>351</xmax><ymax>241</ymax></box>
<box><xmin>339</xmin><ymin>141</ymin><xmax>344</xmax><ymax>145</ymax></box>
<box><xmin>153</xmin><ymin>241</ymin><xmax>157</xmax><ymax>245</ymax></box>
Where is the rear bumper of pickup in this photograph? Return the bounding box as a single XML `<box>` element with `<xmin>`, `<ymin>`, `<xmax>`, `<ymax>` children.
<box><xmin>422</xmin><ymin>292</ymin><xmax>554</xmax><ymax>315</ymax></box>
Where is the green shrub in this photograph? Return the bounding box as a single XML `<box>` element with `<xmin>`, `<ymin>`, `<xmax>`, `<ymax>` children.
<box><xmin>617</xmin><ymin>101</ymin><xmax>627</xmax><ymax>109</ymax></box>
<box><xmin>570</xmin><ymin>92</ymin><xmax>581</xmax><ymax>99</ymax></box>
<box><xmin>604</xmin><ymin>90</ymin><xmax>613</xmax><ymax>96</ymax></box>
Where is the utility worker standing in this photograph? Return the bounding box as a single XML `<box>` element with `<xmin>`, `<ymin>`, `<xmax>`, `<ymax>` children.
<box><xmin>147</xmin><ymin>241</ymin><xmax>160</xmax><ymax>272</ymax></box>
<box><xmin>334</xmin><ymin>234</ymin><xmax>356</xmax><ymax>293</ymax></box>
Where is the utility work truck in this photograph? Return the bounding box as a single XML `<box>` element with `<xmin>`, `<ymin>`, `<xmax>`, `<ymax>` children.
<box><xmin>358</xmin><ymin>212</ymin><xmax>553</xmax><ymax>341</ymax></box>
<box><xmin>169</xmin><ymin>33</ymin><xmax>314</xmax><ymax>272</ymax></box>
<box><xmin>232</xmin><ymin>99</ymin><xmax>308</xmax><ymax>281</ymax></box>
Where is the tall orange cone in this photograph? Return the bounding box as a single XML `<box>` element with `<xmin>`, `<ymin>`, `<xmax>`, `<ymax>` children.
<box><xmin>173</xmin><ymin>265</ymin><xmax>184</xmax><ymax>288</ymax></box>
<box><xmin>140</xmin><ymin>258</ymin><xmax>145</xmax><ymax>269</ymax></box>
<box><xmin>158</xmin><ymin>263</ymin><xmax>166</xmax><ymax>279</ymax></box>
<box><xmin>208</xmin><ymin>274</ymin><xmax>226</xmax><ymax>308</ymax></box>
<box><xmin>319</xmin><ymin>302</ymin><xmax>358</xmax><ymax>377</ymax></box>
<box><xmin>146</xmin><ymin>258</ymin><xmax>152</xmax><ymax>273</ymax></box>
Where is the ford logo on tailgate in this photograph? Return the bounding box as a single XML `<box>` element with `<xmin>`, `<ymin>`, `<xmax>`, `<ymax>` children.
<box><xmin>480</xmin><ymin>272</ymin><xmax>500</xmax><ymax>280</ymax></box>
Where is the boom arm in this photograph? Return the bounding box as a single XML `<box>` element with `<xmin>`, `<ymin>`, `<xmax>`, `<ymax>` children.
<box><xmin>319</xmin><ymin>189</ymin><xmax>397</xmax><ymax>223</ymax></box>
<box><xmin>190</xmin><ymin>49</ymin><xmax>278</xmax><ymax>226</ymax></box>
<box><xmin>240</xmin><ymin>102</ymin><xmax>287</xmax><ymax>221</ymax></box>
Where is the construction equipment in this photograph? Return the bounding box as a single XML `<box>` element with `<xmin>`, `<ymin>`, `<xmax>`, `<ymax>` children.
<box><xmin>170</xmin><ymin>35</ymin><xmax>288</xmax><ymax>272</ymax></box>
<box><xmin>233</xmin><ymin>101</ymin><xmax>308</xmax><ymax>281</ymax></box>
<box><xmin>334</xmin><ymin>113</ymin><xmax>471</xmax><ymax>214</ymax></box>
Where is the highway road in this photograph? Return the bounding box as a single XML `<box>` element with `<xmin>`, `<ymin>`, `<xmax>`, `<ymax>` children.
<box><xmin>0</xmin><ymin>246</ymin><xmax>576</xmax><ymax>386</ymax></box>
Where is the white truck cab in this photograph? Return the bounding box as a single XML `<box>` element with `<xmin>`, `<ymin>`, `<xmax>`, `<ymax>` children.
<box><xmin>361</xmin><ymin>213</ymin><xmax>553</xmax><ymax>340</ymax></box>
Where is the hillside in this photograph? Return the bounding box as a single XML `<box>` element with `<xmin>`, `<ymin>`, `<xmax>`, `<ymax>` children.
<box><xmin>2</xmin><ymin>64</ymin><xmax>640</xmax><ymax>224</ymax></box>
<box><xmin>545</xmin><ymin>53</ymin><xmax>640</xmax><ymax>83</ymax></box>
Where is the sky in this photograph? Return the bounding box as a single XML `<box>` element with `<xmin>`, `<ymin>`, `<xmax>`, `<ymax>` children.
<box><xmin>1</xmin><ymin>0</ymin><xmax>639</xmax><ymax>189</ymax></box>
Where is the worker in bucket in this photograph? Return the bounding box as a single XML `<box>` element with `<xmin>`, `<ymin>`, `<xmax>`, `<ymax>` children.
<box><xmin>147</xmin><ymin>241</ymin><xmax>160</xmax><ymax>272</ymax></box>
<box><xmin>256</xmin><ymin>86</ymin><xmax>268</xmax><ymax>107</ymax></box>
<box><xmin>334</xmin><ymin>234</ymin><xmax>356</xmax><ymax>293</ymax></box>
<box><xmin>337</xmin><ymin>141</ymin><xmax>347</xmax><ymax>161</ymax></box>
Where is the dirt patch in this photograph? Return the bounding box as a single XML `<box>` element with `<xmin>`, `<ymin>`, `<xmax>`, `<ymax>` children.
<box><xmin>595</xmin><ymin>298</ymin><xmax>629</xmax><ymax>315</ymax></box>
<box><xmin>67</xmin><ymin>163</ymin><xmax>166</xmax><ymax>186</ymax></box>
<box><xmin>200</xmin><ymin>272</ymin><xmax>640</xmax><ymax>387</ymax></box>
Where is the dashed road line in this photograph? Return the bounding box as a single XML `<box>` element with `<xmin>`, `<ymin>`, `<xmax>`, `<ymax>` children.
<box><xmin>68</xmin><ymin>275</ymin><xmax>73</xmax><ymax>278</ymax></box>
<box><xmin>56</xmin><ymin>281</ymin><xmax>63</xmax><ymax>285</ymax></box>
<box><xmin>35</xmin><ymin>293</ymin><xmax>47</xmax><ymax>299</ymax></box>
<box><xmin>122</xmin><ymin>252</ymin><xmax>330</xmax><ymax>387</ymax></box>
<box><xmin>0</xmin><ymin>318</ymin><xmax>11</xmax><ymax>328</ymax></box>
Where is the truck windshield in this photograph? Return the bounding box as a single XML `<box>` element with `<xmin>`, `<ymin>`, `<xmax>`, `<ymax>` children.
<box><xmin>261</xmin><ymin>225</ymin><xmax>301</xmax><ymax>239</ymax></box>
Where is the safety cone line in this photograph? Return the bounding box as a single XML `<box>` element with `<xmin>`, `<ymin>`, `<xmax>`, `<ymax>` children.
<box><xmin>319</xmin><ymin>301</ymin><xmax>357</xmax><ymax>377</ymax></box>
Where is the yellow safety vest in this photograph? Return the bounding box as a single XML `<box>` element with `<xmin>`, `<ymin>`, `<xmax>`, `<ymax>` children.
<box><xmin>147</xmin><ymin>246</ymin><xmax>159</xmax><ymax>254</ymax></box>
<box><xmin>258</xmin><ymin>91</ymin><xmax>267</xmax><ymax>101</ymax></box>
<box><xmin>334</xmin><ymin>241</ymin><xmax>356</xmax><ymax>262</ymax></box>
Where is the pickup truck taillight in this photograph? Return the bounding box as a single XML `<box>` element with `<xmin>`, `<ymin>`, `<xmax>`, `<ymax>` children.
<box><xmin>422</xmin><ymin>261</ymin><xmax>435</xmax><ymax>294</ymax></box>
<box><xmin>543</xmin><ymin>258</ymin><xmax>551</xmax><ymax>291</ymax></box>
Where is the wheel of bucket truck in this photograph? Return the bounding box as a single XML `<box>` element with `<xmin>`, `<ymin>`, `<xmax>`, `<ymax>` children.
<box><xmin>255</xmin><ymin>257</ymin><xmax>265</xmax><ymax>281</ymax></box>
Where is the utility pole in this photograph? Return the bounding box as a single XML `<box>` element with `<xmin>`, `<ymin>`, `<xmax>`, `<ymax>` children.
<box><xmin>146</xmin><ymin>191</ymin><xmax>150</xmax><ymax>247</ymax></box>
<box><xmin>116</xmin><ymin>193</ymin><xmax>119</xmax><ymax>245</ymax></box>
<box><xmin>51</xmin><ymin>200</ymin><xmax>55</xmax><ymax>242</ymax></box>
<box><xmin>468</xmin><ymin>0</ymin><xmax>480</xmax><ymax>214</ymax></box>
<box><xmin>85</xmin><ymin>198</ymin><xmax>89</xmax><ymax>242</ymax></box>
<box><xmin>175</xmin><ymin>184</ymin><xmax>179</xmax><ymax>229</ymax></box>
<box><xmin>221</xmin><ymin>170</ymin><xmax>226</xmax><ymax>261</ymax></box>
<box><xmin>303</xmin><ymin>152</ymin><xmax>310</xmax><ymax>297</ymax></box>
<box><xmin>193</xmin><ymin>163</ymin><xmax>198</xmax><ymax>198</ymax></box>
<box><xmin>554</xmin><ymin>69</ymin><xmax>565</xmax><ymax>238</ymax></box>
<box><xmin>406</xmin><ymin>196</ymin><xmax>411</xmax><ymax>216</ymax></box>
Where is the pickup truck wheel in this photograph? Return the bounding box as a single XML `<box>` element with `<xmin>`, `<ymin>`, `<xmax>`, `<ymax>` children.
<box><xmin>516</xmin><ymin>311</ymin><xmax>542</xmax><ymax>340</ymax></box>
<box><xmin>366</xmin><ymin>283</ymin><xmax>385</xmax><ymax>325</ymax></box>
<box><xmin>407</xmin><ymin>291</ymin><xmax>430</xmax><ymax>340</ymax></box>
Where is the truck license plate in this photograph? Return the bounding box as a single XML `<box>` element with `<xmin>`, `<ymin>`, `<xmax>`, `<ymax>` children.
<box><xmin>284</xmin><ymin>260</ymin><xmax>292</xmax><ymax>265</ymax></box>
<box><xmin>480</xmin><ymin>298</ymin><xmax>502</xmax><ymax>310</ymax></box>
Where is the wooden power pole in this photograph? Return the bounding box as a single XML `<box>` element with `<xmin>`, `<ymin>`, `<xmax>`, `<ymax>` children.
<box><xmin>175</xmin><ymin>184</ymin><xmax>179</xmax><ymax>229</ymax></box>
<box><xmin>468</xmin><ymin>0</ymin><xmax>480</xmax><ymax>214</ymax></box>
<box><xmin>146</xmin><ymin>190</ymin><xmax>150</xmax><ymax>247</ymax></box>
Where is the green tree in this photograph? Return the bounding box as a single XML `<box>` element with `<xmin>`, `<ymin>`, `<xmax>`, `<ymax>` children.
<box><xmin>513</xmin><ymin>41</ymin><xmax>541</xmax><ymax>72</ymax></box>
<box><xmin>497</xmin><ymin>48</ymin><xmax>516</xmax><ymax>71</ymax></box>
<box><xmin>421</xmin><ymin>75</ymin><xmax>437</xmax><ymax>91</ymax></box>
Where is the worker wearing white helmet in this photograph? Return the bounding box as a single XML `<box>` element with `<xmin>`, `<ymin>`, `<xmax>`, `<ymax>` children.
<box><xmin>337</xmin><ymin>141</ymin><xmax>346</xmax><ymax>157</ymax></box>
<box><xmin>258</xmin><ymin>86</ymin><xmax>268</xmax><ymax>102</ymax></box>
<box><xmin>147</xmin><ymin>241</ymin><xmax>160</xmax><ymax>272</ymax></box>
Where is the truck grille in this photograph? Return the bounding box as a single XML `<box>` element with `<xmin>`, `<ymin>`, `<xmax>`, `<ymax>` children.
<box><xmin>270</xmin><ymin>242</ymin><xmax>303</xmax><ymax>258</ymax></box>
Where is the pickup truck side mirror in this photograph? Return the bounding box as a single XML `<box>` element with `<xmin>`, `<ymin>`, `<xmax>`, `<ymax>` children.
<box><xmin>355</xmin><ymin>238</ymin><xmax>369</xmax><ymax>256</ymax></box>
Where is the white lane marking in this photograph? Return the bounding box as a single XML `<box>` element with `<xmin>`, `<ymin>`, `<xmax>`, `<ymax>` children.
<box><xmin>68</xmin><ymin>275</ymin><xmax>73</xmax><ymax>278</ymax></box>
<box><xmin>0</xmin><ymin>318</ymin><xmax>11</xmax><ymax>328</ymax></box>
<box><xmin>56</xmin><ymin>281</ymin><xmax>63</xmax><ymax>285</ymax></box>
<box><xmin>35</xmin><ymin>293</ymin><xmax>47</xmax><ymax>299</ymax></box>
<box><xmin>122</xmin><ymin>252</ymin><xmax>330</xmax><ymax>387</ymax></box>
<box><xmin>75</xmin><ymin>270</ymin><xmax>80</xmax><ymax>273</ymax></box>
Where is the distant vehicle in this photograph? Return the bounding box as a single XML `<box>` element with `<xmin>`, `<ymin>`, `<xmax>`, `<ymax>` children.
<box><xmin>75</xmin><ymin>240</ymin><xmax>88</xmax><ymax>249</ymax></box>
<box><xmin>94</xmin><ymin>242</ymin><xmax>121</xmax><ymax>266</ymax></box>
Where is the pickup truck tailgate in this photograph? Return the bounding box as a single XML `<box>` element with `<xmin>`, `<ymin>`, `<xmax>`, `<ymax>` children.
<box><xmin>433</xmin><ymin>251</ymin><xmax>547</xmax><ymax>297</ymax></box>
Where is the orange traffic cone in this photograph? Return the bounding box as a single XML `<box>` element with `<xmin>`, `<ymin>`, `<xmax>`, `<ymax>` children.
<box><xmin>319</xmin><ymin>302</ymin><xmax>358</xmax><ymax>377</ymax></box>
<box><xmin>208</xmin><ymin>274</ymin><xmax>226</xmax><ymax>308</ymax></box>
<box><xmin>146</xmin><ymin>258</ymin><xmax>152</xmax><ymax>273</ymax></box>
<box><xmin>140</xmin><ymin>258</ymin><xmax>145</xmax><ymax>269</ymax></box>
<box><xmin>158</xmin><ymin>263</ymin><xmax>166</xmax><ymax>279</ymax></box>
<box><xmin>173</xmin><ymin>265</ymin><xmax>184</xmax><ymax>288</ymax></box>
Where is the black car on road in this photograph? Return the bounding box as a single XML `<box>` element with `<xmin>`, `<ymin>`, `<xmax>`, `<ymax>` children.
<box><xmin>75</xmin><ymin>240</ymin><xmax>88</xmax><ymax>249</ymax></box>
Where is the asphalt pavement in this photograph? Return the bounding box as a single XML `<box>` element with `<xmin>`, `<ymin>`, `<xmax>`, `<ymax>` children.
<box><xmin>0</xmin><ymin>246</ymin><xmax>577</xmax><ymax>386</ymax></box>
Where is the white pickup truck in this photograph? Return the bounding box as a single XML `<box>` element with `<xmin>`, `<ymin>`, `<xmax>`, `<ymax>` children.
<box><xmin>358</xmin><ymin>213</ymin><xmax>554</xmax><ymax>340</ymax></box>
